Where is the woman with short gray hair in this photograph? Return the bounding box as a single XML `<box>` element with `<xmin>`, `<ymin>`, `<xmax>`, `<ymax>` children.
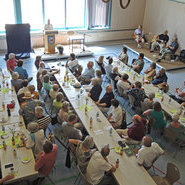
<box><xmin>11</xmin><ymin>72</ymin><xmax>23</xmax><ymax>93</ymax></box>
<box><xmin>35</xmin><ymin>106</ymin><xmax>51</xmax><ymax>131</ymax></box>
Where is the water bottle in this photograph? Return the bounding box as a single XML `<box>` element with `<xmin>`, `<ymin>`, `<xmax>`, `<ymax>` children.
<box><xmin>109</xmin><ymin>127</ymin><xmax>113</xmax><ymax>136</ymax></box>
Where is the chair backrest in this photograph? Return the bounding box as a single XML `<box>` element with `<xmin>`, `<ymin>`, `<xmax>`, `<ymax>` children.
<box><xmin>120</xmin><ymin>110</ymin><xmax>127</xmax><ymax>129</ymax></box>
<box><xmin>164</xmin><ymin>127</ymin><xmax>179</xmax><ymax>143</ymax></box>
<box><xmin>165</xmin><ymin>163</ymin><xmax>180</xmax><ymax>184</ymax></box>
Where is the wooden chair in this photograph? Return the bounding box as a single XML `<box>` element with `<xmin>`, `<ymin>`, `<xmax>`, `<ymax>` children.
<box><xmin>152</xmin><ymin>163</ymin><xmax>180</xmax><ymax>185</ymax></box>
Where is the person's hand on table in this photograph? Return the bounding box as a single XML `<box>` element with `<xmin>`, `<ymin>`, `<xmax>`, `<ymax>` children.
<box><xmin>3</xmin><ymin>174</ymin><xmax>14</xmax><ymax>182</ymax></box>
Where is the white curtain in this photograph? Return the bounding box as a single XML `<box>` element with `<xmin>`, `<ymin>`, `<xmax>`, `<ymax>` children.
<box><xmin>88</xmin><ymin>0</ymin><xmax>111</xmax><ymax>28</ymax></box>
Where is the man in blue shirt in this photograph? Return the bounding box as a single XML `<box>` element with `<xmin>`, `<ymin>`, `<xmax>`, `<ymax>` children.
<box><xmin>157</xmin><ymin>36</ymin><xmax>178</xmax><ymax>62</ymax></box>
<box><xmin>14</xmin><ymin>60</ymin><xmax>33</xmax><ymax>81</ymax></box>
<box><xmin>79</xmin><ymin>61</ymin><xmax>95</xmax><ymax>85</ymax></box>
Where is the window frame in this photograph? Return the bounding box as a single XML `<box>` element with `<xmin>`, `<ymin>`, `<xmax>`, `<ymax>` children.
<box><xmin>0</xmin><ymin>0</ymin><xmax>112</xmax><ymax>34</ymax></box>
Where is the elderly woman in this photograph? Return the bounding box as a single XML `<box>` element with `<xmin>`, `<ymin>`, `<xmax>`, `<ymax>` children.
<box><xmin>11</xmin><ymin>72</ymin><xmax>23</xmax><ymax>93</ymax></box>
<box><xmin>35</xmin><ymin>106</ymin><xmax>51</xmax><ymax>131</ymax></box>
<box><xmin>141</xmin><ymin>92</ymin><xmax>155</xmax><ymax>112</ymax></box>
<box><xmin>25</xmin><ymin>122</ymin><xmax>45</xmax><ymax>156</ymax></box>
<box><xmin>6</xmin><ymin>53</ymin><xmax>17</xmax><ymax>73</ymax></box>
<box><xmin>58</xmin><ymin>101</ymin><xmax>70</xmax><ymax>124</ymax></box>
<box><xmin>66</xmin><ymin>53</ymin><xmax>78</xmax><ymax>72</ymax></box>
<box><xmin>119</xmin><ymin>47</ymin><xmax>128</xmax><ymax>65</ymax></box>
<box><xmin>134</xmin><ymin>25</ymin><xmax>145</xmax><ymax>48</ymax></box>
<box><xmin>43</xmin><ymin>74</ymin><xmax>53</xmax><ymax>92</ymax></box>
<box><xmin>144</xmin><ymin>62</ymin><xmax>156</xmax><ymax>82</ymax></box>
<box><xmin>53</xmin><ymin>92</ymin><xmax>64</xmax><ymax>111</ymax></box>
<box><xmin>110</xmin><ymin>67</ymin><xmax>121</xmax><ymax>89</ymax></box>
<box><xmin>143</xmin><ymin>102</ymin><xmax>166</xmax><ymax>130</ymax></box>
<box><xmin>69</xmin><ymin>136</ymin><xmax>96</xmax><ymax>173</ymax></box>
<box><xmin>28</xmin><ymin>85</ymin><xmax>39</xmax><ymax>99</ymax></box>
<box><xmin>96</xmin><ymin>70</ymin><xmax>102</xmax><ymax>86</ymax></box>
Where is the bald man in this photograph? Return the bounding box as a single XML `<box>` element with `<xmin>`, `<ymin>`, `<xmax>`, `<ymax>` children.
<box><xmin>85</xmin><ymin>145</ymin><xmax>117</xmax><ymax>185</ymax></box>
<box><xmin>116</xmin><ymin>114</ymin><xmax>145</xmax><ymax>145</ymax></box>
<box><xmin>79</xmin><ymin>61</ymin><xmax>95</xmax><ymax>85</ymax></box>
<box><xmin>136</xmin><ymin>136</ymin><xmax>164</xmax><ymax>169</ymax></box>
<box><xmin>96</xmin><ymin>84</ymin><xmax>114</xmax><ymax>113</ymax></box>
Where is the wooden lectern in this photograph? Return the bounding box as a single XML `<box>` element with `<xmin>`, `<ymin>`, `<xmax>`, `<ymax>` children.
<box><xmin>44</xmin><ymin>30</ymin><xmax>58</xmax><ymax>54</ymax></box>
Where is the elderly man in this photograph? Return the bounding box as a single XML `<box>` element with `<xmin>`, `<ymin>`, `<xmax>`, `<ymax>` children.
<box><xmin>108</xmin><ymin>99</ymin><xmax>123</xmax><ymax>129</ymax></box>
<box><xmin>116</xmin><ymin>114</ymin><xmax>146</xmax><ymax>145</ymax></box>
<box><xmin>127</xmin><ymin>81</ymin><xmax>147</xmax><ymax>108</ymax></box>
<box><xmin>69</xmin><ymin>136</ymin><xmax>95</xmax><ymax>174</ymax></box>
<box><xmin>17</xmin><ymin>80</ymin><xmax>29</xmax><ymax>96</ymax></box>
<box><xmin>11</xmin><ymin>72</ymin><xmax>23</xmax><ymax>93</ymax></box>
<box><xmin>96</xmin><ymin>84</ymin><xmax>114</xmax><ymax>113</ymax></box>
<box><xmin>65</xmin><ymin>53</ymin><xmax>78</xmax><ymax>72</ymax></box>
<box><xmin>132</xmin><ymin>53</ymin><xmax>144</xmax><ymax>74</ymax></box>
<box><xmin>88</xmin><ymin>78</ymin><xmax>102</xmax><ymax>102</ymax></box>
<box><xmin>85</xmin><ymin>145</ymin><xmax>117</xmax><ymax>185</ymax></box>
<box><xmin>157</xmin><ymin>36</ymin><xmax>179</xmax><ymax>62</ymax></box>
<box><xmin>35</xmin><ymin>141</ymin><xmax>58</xmax><ymax>177</ymax></box>
<box><xmin>152</xmin><ymin>68</ymin><xmax>168</xmax><ymax>88</ymax></box>
<box><xmin>19</xmin><ymin>92</ymin><xmax>44</xmax><ymax>124</ymax></box>
<box><xmin>57</xmin><ymin>114</ymin><xmax>82</xmax><ymax>140</ymax></box>
<box><xmin>14</xmin><ymin>59</ymin><xmax>33</xmax><ymax>81</ymax></box>
<box><xmin>79</xmin><ymin>61</ymin><xmax>95</xmax><ymax>85</ymax></box>
<box><xmin>170</xmin><ymin>80</ymin><xmax>185</xmax><ymax>104</ymax></box>
<box><xmin>136</xmin><ymin>136</ymin><xmax>164</xmax><ymax>169</ymax></box>
<box><xmin>110</xmin><ymin>67</ymin><xmax>121</xmax><ymax>89</ymax></box>
<box><xmin>150</xmin><ymin>30</ymin><xmax>169</xmax><ymax>53</ymax></box>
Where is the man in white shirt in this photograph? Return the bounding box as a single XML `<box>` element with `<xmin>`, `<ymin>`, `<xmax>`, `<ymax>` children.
<box><xmin>17</xmin><ymin>80</ymin><xmax>29</xmax><ymax>96</ymax></box>
<box><xmin>117</xmin><ymin>73</ymin><xmax>131</xmax><ymax>97</ymax></box>
<box><xmin>85</xmin><ymin>145</ymin><xmax>117</xmax><ymax>185</ymax></box>
<box><xmin>44</xmin><ymin>19</ymin><xmax>53</xmax><ymax>30</ymax></box>
<box><xmin>108</xmin><ymin>99</ymin><xmax>123</xmax><ymax>128</ymax></box>
<box><xmin>136</xmin><ymin>136</ymin><xmax>164</xmax><ymax>169</ymax></box>
<box><xmin>65</xmin><ymin>53</ymin><xmax>78</xmax><ymax>72</ymax></box>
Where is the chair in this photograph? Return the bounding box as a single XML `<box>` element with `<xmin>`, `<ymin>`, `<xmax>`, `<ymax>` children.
<box><xmin>152</xmin><ymin>163</ymin><xmax>180</xmax><ymax>185</ymax></box>
<box><xmin>163</xmin><ymin>126</ymin><xmax>182</xmax><ymax>158</ymax></box>
<box><xmin>74</xmin><ymin>165</ymin><xmax>93</xmax><ymax>185</ymax></box>
<box><xmin>116</xmin><ymin>83</ymin><xmax>128</xmax><ymax>99</ymax></box>
<box><xmin>118</xmin><ymin>110</ymin><xmax>127</xmax><ymax>129</ymax></box>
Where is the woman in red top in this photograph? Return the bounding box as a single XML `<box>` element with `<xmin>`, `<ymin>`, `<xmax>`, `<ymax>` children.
<box><xmin>6</xmin><ymin>53</ymin><xmax>17</xmax><ymax>73</ymax></box>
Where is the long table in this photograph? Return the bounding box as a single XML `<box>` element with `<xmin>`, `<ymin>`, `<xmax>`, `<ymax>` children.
<box><xmin>48</xmin><ymin>62</ymin><xmax>157</xmax><ymax>185</ymax></box>
<box><xmin>0</xmin><ymin>71</ymin><xmax>38</xmax><ymax>184</ymax></box>
<box><xmin>110</xmin><ymin>57</ymin><xmax>185</xmax><ymax>127</ymax></box>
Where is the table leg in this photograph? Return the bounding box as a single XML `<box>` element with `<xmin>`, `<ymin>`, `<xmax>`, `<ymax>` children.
<box><xmin>83</xmin><ymin>38</ymin><xmax>85</xmax><ymax>52</ymax></box>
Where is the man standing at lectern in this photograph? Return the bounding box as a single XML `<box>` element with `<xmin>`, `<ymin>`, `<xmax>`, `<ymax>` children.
<box><xmin>44</xmin><ymin>19</ymin><xmax>53</xmax><ymax>30</ymax></box>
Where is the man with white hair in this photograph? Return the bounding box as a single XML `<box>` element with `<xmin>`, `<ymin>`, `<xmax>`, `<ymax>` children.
<box><xmin>6</xmin><ymin>53</ymin><xmax>17</xmax><ymax>73</ymax></box>
<box><xmin>11</xmin><ymin>72</ymin><xmax>23</xmax><ymax>93</ymax></box>
<box><xmin>96</xmin><ymin>84</ymin><xmax>114</xmax><ymax>113</ymax></box>
<box><xmin>85</xmin><ymin>145</ymin><xmax>117</xmax><ymax>185</ymax></box>
<box><xmin>88</xmin><ymin>78</ymin><xmax>102</xmax><ymax>102</ymax></box>
<box><xmin>79</xmin><ymin>61</ymin><xmax>95</xmax><ymax>85</ymax></box>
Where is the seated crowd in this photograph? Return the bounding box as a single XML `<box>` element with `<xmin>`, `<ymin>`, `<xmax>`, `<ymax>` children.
<box><xmin>4</xmin><ymin>41</ymin><xmax>184</xmax><ymax>185</ymax></box>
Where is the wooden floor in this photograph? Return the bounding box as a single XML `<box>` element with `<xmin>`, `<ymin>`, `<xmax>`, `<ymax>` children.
<box><xmin>125</xmin><ymin>43</ymin><xmax>185</xmax><ymax>71</ymax></box>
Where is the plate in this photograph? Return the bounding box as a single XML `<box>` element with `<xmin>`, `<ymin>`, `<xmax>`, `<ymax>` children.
<box><xmin>22</xmin><ymin>157</ymin><xmax>31</xmax><ymax>164</ymax></box>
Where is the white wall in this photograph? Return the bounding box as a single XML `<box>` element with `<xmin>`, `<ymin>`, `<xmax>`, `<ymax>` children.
<box><xmin>0</xmin><ymin>0</ymin><xmax>146</xmax><ymax>51</ymax></box>
<box><xmin>143</xmin><ymin>0</ymin><xmax>185</xmax><ymax>48</ymax></box>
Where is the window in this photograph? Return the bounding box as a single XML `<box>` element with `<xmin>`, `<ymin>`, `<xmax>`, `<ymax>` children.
<box><xmin>88</xmin><ymin>0</ymin><xmax>111</xmax><ymax>29</ymax></box>
<box><xmin>21</xmin><ymin>0</ymin><xmax>43</xmax><ymax>30</ymax></box>
<box><xmin>0</xmin><ymin>0</ymin><xmax>15</xmax><ymax>32</ymax></box>
<box><xmin>44</xmin><ymin>0</ymin><xmax>65</xmax><ymax>29</ymax></box>
<box><xmin>66</xmin><ymin>0</ymin><xmax>85</xmax><ymax>28</ymax></box>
